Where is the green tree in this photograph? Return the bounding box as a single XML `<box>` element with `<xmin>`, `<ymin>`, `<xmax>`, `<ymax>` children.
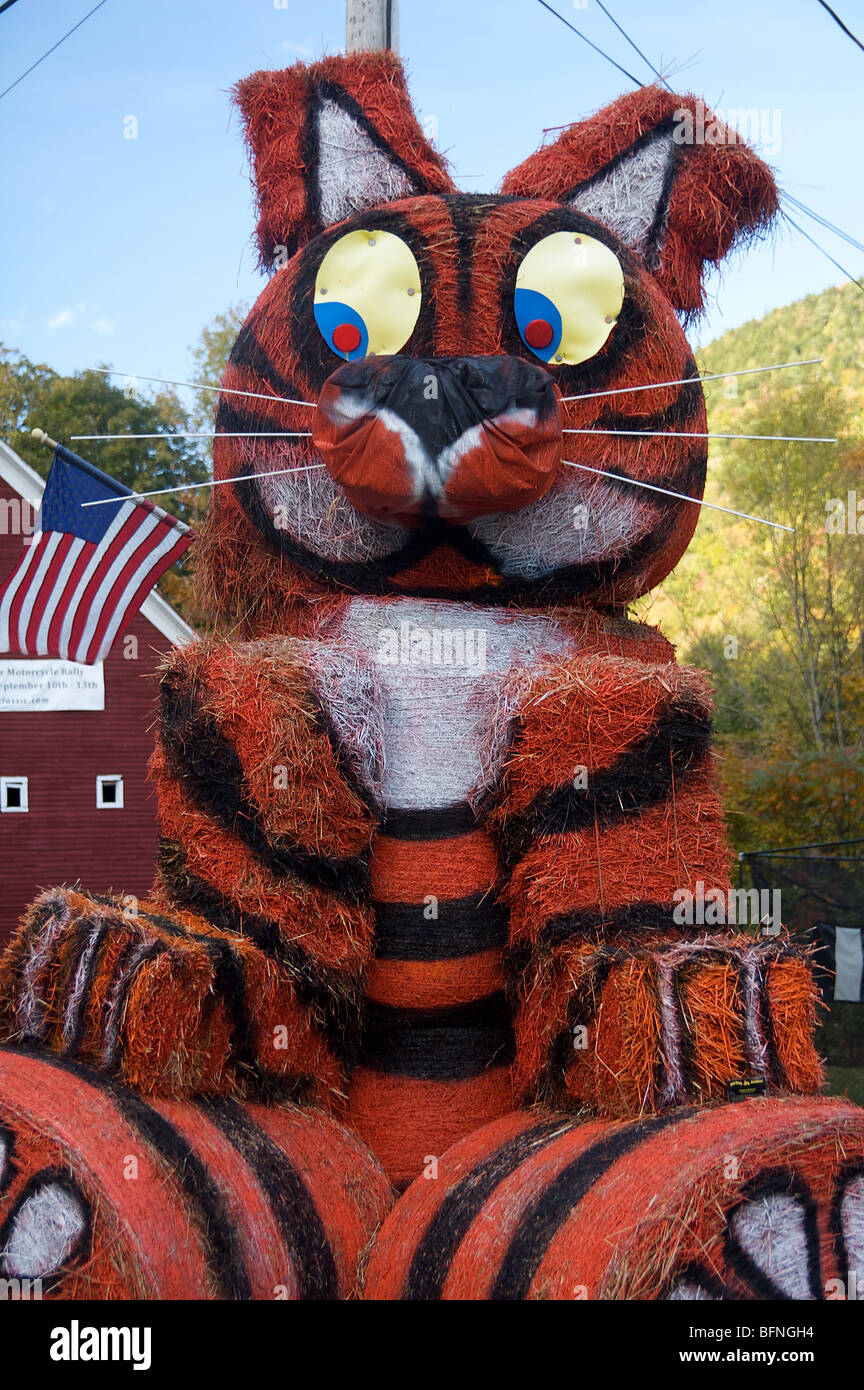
<box><xmin>644</xmin><ymin>291</ymin><xmax>864</xmax><ymax>854</ymax></box>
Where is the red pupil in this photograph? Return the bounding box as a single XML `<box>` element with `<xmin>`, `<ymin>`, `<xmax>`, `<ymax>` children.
<box><xmin>524</xmin><ymin>318</ymin><xmax>554</xmax><ymax>350</ymax></box>
<box><xmin>332</xmin><ymin>322</ymin><xmax>362</xmax><ymax>353</ymax></box>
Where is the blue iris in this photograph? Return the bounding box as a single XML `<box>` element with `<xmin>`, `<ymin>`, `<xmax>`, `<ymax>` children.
<box><xmin>514</xmin><ymin>287</ymin><xmax>563</xmax><ymax>362</ymax></box>
<box><xmin>313</xmin><ymin>300</ymin><xmax>369</xmax><ymax>359</ymax></box>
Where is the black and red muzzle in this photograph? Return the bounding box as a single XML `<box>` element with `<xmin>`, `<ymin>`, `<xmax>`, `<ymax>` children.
<box><xmin>312</xmin><ymin>354</ymin><xmax>562</xmax><ymax>525</ymax></box>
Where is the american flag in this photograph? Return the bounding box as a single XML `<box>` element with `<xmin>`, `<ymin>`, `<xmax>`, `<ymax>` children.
<box><xmin>0</xmin><ymin>444</ymin><xmax>193</xmax><ymax>665</ymax></box>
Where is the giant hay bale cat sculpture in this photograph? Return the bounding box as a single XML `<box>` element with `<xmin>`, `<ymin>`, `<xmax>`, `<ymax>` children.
<box><xmin>1</xmin><ymin>53</ymin><xmax>862</xmax><ymax>1301</ymax></box>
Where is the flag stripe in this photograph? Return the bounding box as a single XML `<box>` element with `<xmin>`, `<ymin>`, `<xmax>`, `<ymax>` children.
<box><xmin>17</xmin><ymin>532</ymin><xmax>65</xmax><ymax>653</ymax></box>
<box><xmin>25</xmin><ymin>533</ymin><xmax>76</xmax><ymax>655</ymax></box>
<box><xmin>82</xmin><ymin>515</ymin><xmax>180</xmax><ymax>663</ymax></box>
<box><xmin>46</xmin><ymin>539</ymin><xmax>95</xmax><ymax>656</ymax></box>
<box><xmin>35</xmin><ymin>536</ymin><xmax>88</xmax><ymax>655</ymax></box>
<box><xmin>0</xmin><ymin>533</ymin><xmax>47</xmax><ymax>651</ymax></box>
<box><xmin>62</xmin><ymin>504</ymin><xmax>141</xmax><ymax>660</ymax></box>
<box><xmin>85</xmin><ymin>532</ymin><xmax>190</xmax><ymax>664</ymax></box>
<box><xmin>74</xmin><ymin>510</ymin><xmax>160</xmax><ymax>662</ymax></box>
<box><xmin>15</xmin><ymin>534</ymin><xmax>64</xmax><ymax>655</ymax></box>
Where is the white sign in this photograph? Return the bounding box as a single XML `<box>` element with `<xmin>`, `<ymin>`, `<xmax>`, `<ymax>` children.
<box><xmin>0</xmin><ymin>660</ymin><xmax>105</xmax><ymax>712</ymax></box>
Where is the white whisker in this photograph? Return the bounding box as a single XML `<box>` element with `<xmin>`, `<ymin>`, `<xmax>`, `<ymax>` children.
<box><xmin>71</xmin><ymin>432</ymin><xmax>314</xmax><ymax>440</ymax></box>
<box><xmin>80</xmin><ymin>463</ymin><xmax>327</xmax><ymax>507</ymax></box>
<box><xmin>559</xmin><ymin>357</ymin><xmax>823</xmax><ymax>404</ymax></box>
<box><xmin>90</xmin><ymin>366</ymin><xmax>316</xmax><ymax>409</ymax></box>
<box><xmin>561</xmin><ymin>459</ymin><xmax>795</xmax><ymax>532</ymax></box>
<box><xmin>562</xmin><ymin>429</ymin><xmax>836</xmax><ymax>443</ymax></box>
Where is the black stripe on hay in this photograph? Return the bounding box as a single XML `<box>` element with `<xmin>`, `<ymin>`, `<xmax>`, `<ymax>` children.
<box><xmin>0</xmin><ymin>1166</ymin><xmax>92</xmax><ymax>1294</ymax></box>
<box><xmin>135</xmin><ymin>908</ymin><xmax>261</xmax><ymax>1080</ymax></box>
<box><xmin>403</xmin><ymin>1118</ymin><xmax>573</xmax><ymax>1299</ymax></box>
<box><xmin>227</xmin><ymin>322</ymin><xmax>307</xmax><ymax>407</ymax></box>
<box><xmin>199</xmin><ymin>1096</ymin><xmax>339</xmax><ymax>1300</ymax></box>
<box><xmin>0</xmin><ymin>1120</ymin><xmax>16</xmax><ymax>1197</ymax></box>
<box><xmin>156</xmin><ymin>850</ymin><xmax>363</xmax><ymax>1066</ymax></box>
<box><xmin>383</xmin><ymin>802</ymin><xmax>478</xmax><ymax>840</ymax></box>
<box><xmin>158</xmin><ymin>667</ymin><xmax>371</xmax><ymax>903</ymax></box>
<box><xmin>373</xmin><ymin>890</ymin><xmax>507</xmax><ymax>961</ymax></box>
<box><xmin>525</xmin><ymin>901</ymin><xmax>680</xmax><ymax>956</ymax></box>
<box><xmin>359</xmin><ymin>992</ymin><xmax>514</xmax><ymax>1079</ymax></box>
<box><xmin>491</xmin><ymin>1106</ymin><xmax>698</xmax><ymax>1299</ymax></box>
<box><xmin>723</xmin><ymin>1169</ymin><xmax>822</xmax><ymax>1301</ymax></box>
<box><xmin>490</xmin><ymin>707</ymin><xmax>713</xmax><ymax>864</ymax></box>
<box><xmin>0</xmin><ymin>1047</ymin><xmax>253</xmax><ymax>1301</ymax></box>
<box><xmin>101</xmin><ymin>939</ymin><xmax>167</xmax><ymax>1075</ymax></box>
<box><xmin>532</xmin><ymin>955</ymin><xmax>617</xmax><ymax>1104</ymax></box>
<box><xmin>758</xmin><ymin>963</ymin><xmax>788</xmax><ymax>1090</ymax></box>
<box><xmin>668</xmin><ymin>959</ymin><xmax>700</xmax><ymax>1101</ymax></box>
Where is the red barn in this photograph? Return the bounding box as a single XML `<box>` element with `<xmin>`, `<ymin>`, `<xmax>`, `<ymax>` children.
<box><xmin>0</xmin><ymin>439</ymin><xmax>194</xmax><ymax>949</ymax></box>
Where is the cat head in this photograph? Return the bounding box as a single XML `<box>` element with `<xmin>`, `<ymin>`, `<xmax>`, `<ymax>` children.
<box><xmin>196</xmin><ymin>52</ymin><xmax>777</xmax><ymax>631</ymax></box>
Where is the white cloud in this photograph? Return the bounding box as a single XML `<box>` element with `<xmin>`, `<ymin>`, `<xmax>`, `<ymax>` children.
<box><xmin>92</xmin><ymin>317</ymin><xmax>116</xmax><ymax>335</ymax></box>
<box><xmin>47</xmin><ymin>308</ymin><xmax>76</xmax><ymax>331</ymax></box>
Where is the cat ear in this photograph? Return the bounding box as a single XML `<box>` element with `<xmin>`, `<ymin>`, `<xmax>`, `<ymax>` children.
<box><xmin>234</xmin><ymin>52</ymin><xmax>456</xmax><ymax>267</ymax></box>
<box><xmin>500</xmin><ymin>87</ymin><xmax>779</xmax><ymax>316</ymax></box>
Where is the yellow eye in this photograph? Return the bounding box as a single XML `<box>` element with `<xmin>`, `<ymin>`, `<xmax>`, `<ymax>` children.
<box><xmin>314</xmin><ymin>229</ymin><xmax>422</xmax><ymax>359</ymax></box>
<box><xmin>514</xmin><ymin>231</ymin><xmax>624</xmax><ymax>366</ymax></box>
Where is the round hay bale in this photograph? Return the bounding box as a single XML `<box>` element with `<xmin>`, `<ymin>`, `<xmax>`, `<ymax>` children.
<box><xmin>363</xmin><ymin>1097</ymin><xmax>864</xmax><ymax>1300</ymax></box>
<box><xmin>0</xmin><ymin>1048</ymin><xmax>392</xmax><ymax>1299</ymax></box>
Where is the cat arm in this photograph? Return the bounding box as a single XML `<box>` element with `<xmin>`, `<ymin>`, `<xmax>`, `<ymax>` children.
<box><xmin>0</xmin><ymin>638</ymin><xmax>383</xmax><ymax>1102</ymax></box>
<box><xmin>476</xmin><ymin>650</ymin><xmax>822</xmax><ymax>1117</ymax></box>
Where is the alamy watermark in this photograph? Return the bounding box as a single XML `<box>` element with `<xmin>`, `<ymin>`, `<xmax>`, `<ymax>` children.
<box><xmin>673</xmin><ymin>101</ymin><xmax>782</xmax><ymax>157</ymax></box>
<box><xmin>672</xmin><ymin>882</ymin><xmax>782</xmax><ymax>927</ymax></box>
<box><xmin>377</xmin><ymin>620</ymin><xmax>487</xmax><ymax>673</ymax></box>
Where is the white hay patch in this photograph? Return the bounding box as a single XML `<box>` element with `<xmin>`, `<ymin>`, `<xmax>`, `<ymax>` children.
<box><xmin>569</xmin><ymin>127</ymin><xmax>676</xmax><ymax>260</ymax></box>
<box><xmin>329</xmin><ymin>598</ymin><xmax>574</xmax><ymax>809</ymax></box>
<box><xmin>841</xmin><ymin>1173</ymin><xmax>864</xmax><ymax>1297</ymax></box>
<box><xmin>317</xmin><ymin>99</ymin><xmax>416</xmax><ymax>227</ymax></box>
<box><xmin>2</xmin><ymin>1178</ymin><xmax>87</xmax><ymax>1278</ymax></box>
<box><xmin>730</xmin><ymin>1192</ymin><xmax>814</xmax><ymax>1299</ymax></box>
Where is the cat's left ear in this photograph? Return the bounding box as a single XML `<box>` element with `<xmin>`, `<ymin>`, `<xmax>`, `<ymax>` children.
<box><xmin>501</xmin><ymin>86</ymin><xmax>779</xmax><ymax>317</ymax></box>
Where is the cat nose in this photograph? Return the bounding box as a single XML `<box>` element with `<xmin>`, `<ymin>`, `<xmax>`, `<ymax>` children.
<box><xmin>312</xmin><ymin>355</ymin><xmax>562</xmax><ymax>524</ymax></box>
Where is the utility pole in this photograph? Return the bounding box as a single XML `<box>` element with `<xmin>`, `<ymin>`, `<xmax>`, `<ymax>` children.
<box><xmin>345</xmin><ymin>0</ymin><xmax>399</xmax><ymax>53</ymax></box>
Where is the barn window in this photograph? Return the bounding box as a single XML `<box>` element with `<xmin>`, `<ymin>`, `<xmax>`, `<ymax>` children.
<box><xmin>1</xmin><ymin>777</ymin><xmax>28</xmax><ymax>813</ymax></box>
<box><xmin>96</xmin><ymin>775</ymin><xmax>124</xmax><ymax>809</ymax></box>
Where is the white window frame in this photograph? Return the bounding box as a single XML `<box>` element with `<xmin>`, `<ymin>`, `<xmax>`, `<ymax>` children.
<box><xmin>1</xmin><ymin>777</ymin><xmax>29</xmax><ymax>813</ymax></box>
<box><xmin>96</xmin><ymin>774</ymin><xmax>124</xmax><ymax>810</ymax></box>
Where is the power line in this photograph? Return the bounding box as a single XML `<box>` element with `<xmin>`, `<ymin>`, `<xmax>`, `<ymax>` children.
<box><xmin>593</xmin><ymin>0</ymin><xmax>672</xmax><ymax>89</ymax></box>
<box><xmin>0</xmin><ymin>0</ymin><xmax>109</xmax><ymax>102</ymax></box>
<box><xmin>0</xmin><ymin>1</ymin><xmax>23</xmax><ymax>16</ymax></box>
<box><xmin>534</xmin><ymin>0</ymin><xmax>642</xmax><ymax>88</ymax></box>
<box><xmin>784</xmin><ymin>192</ymin><xmax>864</xmax><ymax>255</ymax></box>
<box><xmin>818</xmin><ymin>0</ymin><xmax>864</xmax><ymax>54</ymax></box>
<box><xmin>783</xmin><ymin>211</ymin><xmax>864</xmax><ymax>293</ymax></box>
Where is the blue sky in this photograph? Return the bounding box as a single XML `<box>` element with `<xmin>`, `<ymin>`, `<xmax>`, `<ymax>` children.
<box><xmin>1</xmin><ymin>0</ymin><xmax>862</xmax><ymax>404</ymax></box>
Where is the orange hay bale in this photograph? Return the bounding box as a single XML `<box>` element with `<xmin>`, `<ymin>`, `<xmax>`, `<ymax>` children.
<box><xmin>0</xmin><ymin>1047</ymin><xmax>392</xmax><ymax>1299</ymax></box>
<box><xmin>0</xmin><ymin>890</ymin><xmax>354</xmax><ymax>1104</ymax></box>
<box><xmin>766</xmin><ymin>957</ymin><xmax>825</xmax><ymax>1093</ymax></box>
<box><xmin>512</xmin><ymin>934</ymin><xmax>824</xmax><ymax>1116</ymax></box>
<box><xmin>363</xmin><ymin>1096</ymin><xmax>864</xmax><ymax>1300</ymax></box>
